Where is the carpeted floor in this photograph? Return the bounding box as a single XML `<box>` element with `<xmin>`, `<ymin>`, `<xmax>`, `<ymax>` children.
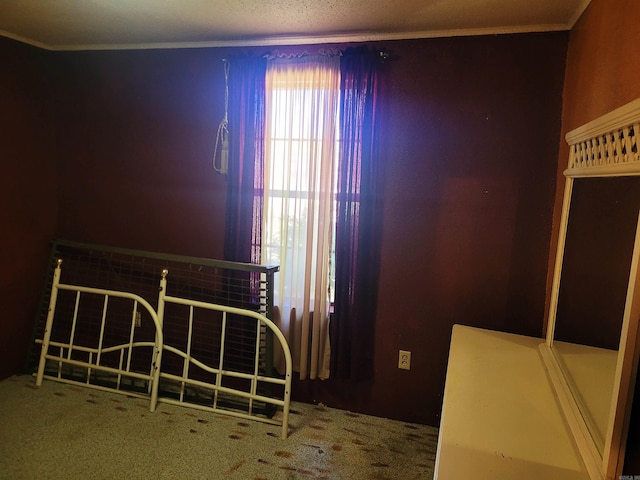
<box><xmin>0</xmin><ymin>375</ymin><xmax>438</xmax><ymax>479</ymax></box>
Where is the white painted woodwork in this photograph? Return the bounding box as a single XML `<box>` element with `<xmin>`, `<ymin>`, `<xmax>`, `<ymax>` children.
<box><xmin>565</xmin><ymin>98</ymin><xmax>640</xmax><ymax>178</ymax></box>
<box><xmin>544</xmin><ymin>97</ymin><xmax>640</xmax><ymax>480</ymax></box>
<box><xmin>434</xmin><ymin>325</ymin><xmax>589</xmax><ymax>480</ymax></box>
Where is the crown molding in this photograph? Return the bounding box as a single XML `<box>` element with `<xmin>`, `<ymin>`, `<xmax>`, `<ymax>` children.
<box><xmin>3</xmin><ymin>23</ymin><xmax>571</xmax><ymax>52</ymax></box>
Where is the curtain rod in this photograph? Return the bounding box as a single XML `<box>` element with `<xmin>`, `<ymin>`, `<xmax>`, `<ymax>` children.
<box><xmin>222</xmin><ymin>46</ymin><xmax>389</xmax><ymax>64</ymax></box>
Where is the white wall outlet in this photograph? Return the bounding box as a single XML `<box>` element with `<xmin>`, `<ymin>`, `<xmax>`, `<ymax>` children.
<box><xmin>135</xmin><ymin>311</ymin><xmax>142</xmax><ymax>328</ymax></box>
<box><xmin>398</xmin><ymin>350</ymin><xmax>411</xmax><ymax>370</ymax></box>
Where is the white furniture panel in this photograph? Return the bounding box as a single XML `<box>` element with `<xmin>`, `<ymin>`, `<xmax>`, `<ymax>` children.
<box><xmin>434</xmin><ymin>324</ymin><xmax>590</xmax><ymax>480</ymax></box>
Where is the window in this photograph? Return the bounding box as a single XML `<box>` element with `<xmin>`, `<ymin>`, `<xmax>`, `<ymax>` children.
<box><xmin>224</xmin><ymin>48</ymin><xmax>382</xmax><ymax>381</ymax></box>
<box><xmin>263</xmin><ymin>58</ymin><xmax>341</xmax><ymax>306</ymax></box>
<box><xmin>261</xmin><ymin>56</ymin><xmax>340</xmax><ymax>379</ymax></box>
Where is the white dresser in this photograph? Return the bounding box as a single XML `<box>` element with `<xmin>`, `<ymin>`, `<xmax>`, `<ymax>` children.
<box><xmin>434</xmin><ymin>325</ymin><xmax>590</xmax><ymax>480</ymax></box>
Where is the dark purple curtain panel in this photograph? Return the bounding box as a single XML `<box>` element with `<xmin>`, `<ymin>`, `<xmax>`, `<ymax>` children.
<box><xmin>223</xmin><ymin>56</ymin><xmax>266</xmax><ymax>307</ymax></box>
<box><xmin>331</xmin><ymin>48</ymin><xmax>383</xmax><ymax>380</ymax></box>
<box><xmin>224</xmin><ymin>56</ymin><xmax>266</xmax><ymax>266</ymax></box>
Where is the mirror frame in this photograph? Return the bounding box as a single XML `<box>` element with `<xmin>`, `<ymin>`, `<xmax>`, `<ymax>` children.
<box><xmin>539</xmin><ymin>97</ymin><xmax>640</xmax><ymax>480</ymax></box>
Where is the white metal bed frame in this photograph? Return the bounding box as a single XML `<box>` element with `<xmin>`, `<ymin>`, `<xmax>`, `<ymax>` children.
<box><xmin>35</xmin><ymin>259</ymin><xmax>293</xmax><ymax>439</ymax></box>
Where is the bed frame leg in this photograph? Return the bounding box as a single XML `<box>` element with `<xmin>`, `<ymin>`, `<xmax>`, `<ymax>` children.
<box><xmin>36</xmin><ymin>260</ymin><xmax>63</xmax><ymax>387</ymax></box>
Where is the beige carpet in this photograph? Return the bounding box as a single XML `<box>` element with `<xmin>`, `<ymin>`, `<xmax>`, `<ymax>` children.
<box><xmin>0</xmin><ymin>375</ymin><xmax>437</xmax><ymax>479</ymax></box>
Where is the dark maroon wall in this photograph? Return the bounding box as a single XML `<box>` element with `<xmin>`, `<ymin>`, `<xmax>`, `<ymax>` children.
<box><xmin>295</xmin><ymin>33</ymin><xmax>567</xmax><ymax>424</ymax></box>
<box><xmin>2</xmin><ymin>32</ymin><xmax>567</xmax><ymax>426</ymax></box>
<box><xmin>53</xmin><ymin>48</ymin><xmax>232</xmax><ymax>258</ymax></box>
<box><xmin>0</xmin><ymin>37</ymin><xmax>58</xmax><ymax>379</ymax></box>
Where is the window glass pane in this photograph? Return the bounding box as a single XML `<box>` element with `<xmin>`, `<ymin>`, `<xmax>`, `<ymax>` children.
<box><xmin>263</xmin><ymin>60</ymin><xmax>340</xmax><ymax>305</ymax></box>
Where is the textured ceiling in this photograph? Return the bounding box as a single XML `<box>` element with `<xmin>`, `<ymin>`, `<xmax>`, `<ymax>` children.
<box><xmin>0</xmin><ymin>0</ymin><xmax>591</xmax><ymax>50</ymax></box>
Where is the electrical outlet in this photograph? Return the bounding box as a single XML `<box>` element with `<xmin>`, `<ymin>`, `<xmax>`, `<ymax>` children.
<box><xmin>398</xmin><ymin>350</ymin><xmax>411</xmax><ymax>370</ymax></box>
<box><xmin>135</xmin><ymin>311</ymin><xmax>142</xmax><ymax>328</ymax></box>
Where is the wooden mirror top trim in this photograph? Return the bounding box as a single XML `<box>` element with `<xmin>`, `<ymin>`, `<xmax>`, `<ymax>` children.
<box><xmin>564</xmin><ymin>98</ymin><xmax>640</xmax><ymax>178</ymax></box>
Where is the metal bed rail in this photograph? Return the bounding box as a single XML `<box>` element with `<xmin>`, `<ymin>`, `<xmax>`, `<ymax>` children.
<box><xmin>28</xmin><ymin>239</ymin><xmax>281</xmax><ymax>395</ymax></box>
<box><xmin>35</xmin><ymin>260</ymin><xmax>293</xmax><ymax>439</ymax></box>
<box><xmin>35</xmin><ymin>260</ymin><xmax>163</xmax><ymax>410</ymax></box>
<box><xmin>157</xmin><ymin>269</ymin><xmax>292</xmax><ymax>438</ymax></box>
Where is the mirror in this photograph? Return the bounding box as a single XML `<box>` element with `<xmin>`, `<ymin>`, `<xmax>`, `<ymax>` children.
<box><xmin>552</xmin><ymin>176</ymin><xmax>640</xmax><ymax>452</ymax></box>
<box><xmin>541</xmin><ymin>97</ymin><xmax>640</xmax><ymax>480</ymax></box>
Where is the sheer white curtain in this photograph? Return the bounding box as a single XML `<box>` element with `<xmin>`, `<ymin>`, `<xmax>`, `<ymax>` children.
<box><xmin>263</xmin><ymin>55</ymin><xmax>340</xmax><ymax>380</ymax></box>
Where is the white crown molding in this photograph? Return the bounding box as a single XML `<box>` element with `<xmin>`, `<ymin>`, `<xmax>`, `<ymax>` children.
<box><xmin>0</xmin><ymin>30</ymin><xmax>51</xmax><ymax>50</ymax></box>
<box><xmin>3</xmin><ymin>23</ymin><xmax>571</xmax><ymax>52</ymax></box>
